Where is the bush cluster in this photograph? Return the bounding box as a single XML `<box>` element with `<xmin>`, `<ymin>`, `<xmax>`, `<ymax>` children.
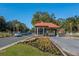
<box><xmin>0</xmin><ymin>32</ymin><xmax>12</xmax><ymax>38</ymax></box>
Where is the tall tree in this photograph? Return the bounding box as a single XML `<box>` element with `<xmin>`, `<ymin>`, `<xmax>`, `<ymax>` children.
<box><xmin>64</xmin><ymin>16</ymin><xmax>79</xmax><ymax>32</ymax></box>
<box><xmin>32</xmin><ymin>12</ymin><xmax>59</xmax><ymax>26</ymax></box>
<box><xmin>0</xmin><ymin>16</ymin><xmax>6</xmax><ymax>31</ymax></box>
<box><xmin>6</xmin><ymin>20</ymin><xmax>29</xmax><ymax>32</ymax></box>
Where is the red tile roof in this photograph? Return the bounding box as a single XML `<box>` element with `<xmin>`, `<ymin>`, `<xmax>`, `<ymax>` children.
<box><xmin>35</xmin><ymin>22</ymin><xmax>59</xmax><ymax>28</ymax></box>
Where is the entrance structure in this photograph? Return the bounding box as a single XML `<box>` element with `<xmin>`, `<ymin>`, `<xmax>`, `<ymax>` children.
<box><xmin>34</xmin><ymin>22</ymin><xmax>60</xmax><ymax>36</ymax></box>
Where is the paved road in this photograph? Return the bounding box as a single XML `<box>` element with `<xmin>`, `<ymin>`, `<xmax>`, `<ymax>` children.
<box><xmin>50</xmin><ymin>37</ymin><xmax>79</xmax><ymax>56</ymax></box>
<box><xmin>0</xmin><ymin>35</ymin><xmax>32</xmax><ymax>48</ymax></box>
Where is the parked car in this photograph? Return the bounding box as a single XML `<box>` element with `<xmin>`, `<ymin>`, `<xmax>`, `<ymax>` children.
<box><xmin>21</xmin><ymin>32</ymin><xmax>32</xmax><ymax>36</ymax></box>
<box><xmin>14</xmin><ymin>32</ymin><xmax>22</xmax><ymax>37</ymax></box>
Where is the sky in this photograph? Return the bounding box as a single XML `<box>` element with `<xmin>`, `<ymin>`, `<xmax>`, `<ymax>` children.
<box><xmin>0</xmin><ymin>3</ymin><xmax>79</xmax><ymax>29</ymax></box>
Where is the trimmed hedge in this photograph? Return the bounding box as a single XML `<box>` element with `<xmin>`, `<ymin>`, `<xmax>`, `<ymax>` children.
<box><xmin>0</xmin><ymin>32</ymin><xmax>12</xmax><ymax>38</ymax></box>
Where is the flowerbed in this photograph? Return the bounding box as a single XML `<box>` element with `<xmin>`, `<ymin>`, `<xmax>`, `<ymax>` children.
<box><xmin>24</xmin><ymin>37</ymin><xmax>63</xmax><ymax>56</ymax></box>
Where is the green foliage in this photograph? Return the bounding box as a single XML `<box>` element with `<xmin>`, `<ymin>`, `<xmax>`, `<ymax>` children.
<box><xmin>63</xmin><ymin>16</ymin><xmax>79</xmax><ymax>32</ymax></box>
<box><xmin>0</xmin><ymin>16</ymin><xmax>6</xmax><ymax>31</ymax></box>
<box><xmin>6</xmin><ymin>20</ymin><xmax>29</xmax><ymax>32</ymax></box>
<box><xmin>32</xmin><ymin>12</ymin><xmax>60</xmax><ymax>26</ymax></box>
<box><xmin>0</xmin><ymin>32</ymin><xmax>12</xmax><ymax>38</ymax></box>
<box><xmin>0</xmin><ymin>16</ymin><xmax>29</xmax><ymax>32</ymax></box>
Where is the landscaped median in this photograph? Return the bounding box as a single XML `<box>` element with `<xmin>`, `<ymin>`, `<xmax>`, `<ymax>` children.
<box><xmin>25</xmin><ymin>37</ymin><xmax>63</xmax><ymax>56</ymax></box>
<box><xmin>0</xmin><ymin>36</ymin><xmax>63</xmax><ymax>56</ymax></box>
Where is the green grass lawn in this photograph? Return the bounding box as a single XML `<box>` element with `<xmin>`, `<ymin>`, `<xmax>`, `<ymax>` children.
<box><xmin>0</xmin><ymin>43</ymin><xmax>50</xmax><ymax>56</ymax></box>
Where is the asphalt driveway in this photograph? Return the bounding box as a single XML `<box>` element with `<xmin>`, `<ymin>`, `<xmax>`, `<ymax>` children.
<box><xmin>0</xmin><ymin>36</ymin><xmax>31</xmax><ymax>48</ymax></box>
<box><xmin>50</xmin><ymin>37</ymin><xmax>79</xmax><ymax>56</ymax></box>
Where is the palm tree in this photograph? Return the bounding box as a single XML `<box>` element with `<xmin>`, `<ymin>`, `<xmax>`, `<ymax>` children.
<box><xmin>64</xmin><ymin>16</ymin><xmax>79</xmax><ymax>33</ymax></box>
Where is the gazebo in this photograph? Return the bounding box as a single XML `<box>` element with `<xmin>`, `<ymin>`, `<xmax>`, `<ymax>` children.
<box><xmin>34</xmin><ymin>21</ymin><xmax>60</xmax><ymax>36</ymax></box>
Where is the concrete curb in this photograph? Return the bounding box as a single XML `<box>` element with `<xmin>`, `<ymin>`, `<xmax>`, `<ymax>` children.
<box><xmin>0</xmin><ymin>35</ymin><xmax>36</xmax><ymax>51</ymax></box>
<box><xmin>49</xmin><ymin>37</ymin><xmax>68</xmax><ymax>56</ymax></box>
